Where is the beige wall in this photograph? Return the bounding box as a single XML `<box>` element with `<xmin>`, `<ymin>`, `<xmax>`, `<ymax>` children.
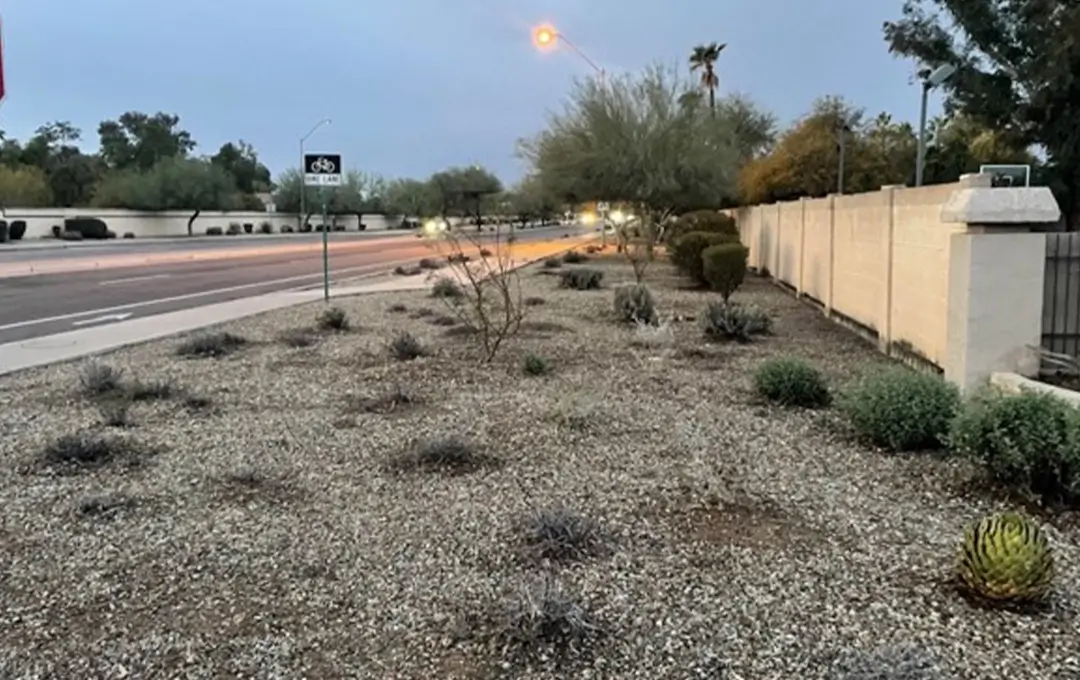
<box><xmin>1</xmin><ymin>208</ymin><xmax>394</xmax><ymax>240</ymax></box>
<box><xmin>726</xmin><ymin>176</ymin><xmax>1059</xmax><ymax>391</ymax></box>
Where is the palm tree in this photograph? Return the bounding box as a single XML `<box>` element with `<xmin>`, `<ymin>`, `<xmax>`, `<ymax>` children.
<box><xmin>689</xmin><ymin>42</ymin><xmax>726</xmax><ymax>116</ymax></box>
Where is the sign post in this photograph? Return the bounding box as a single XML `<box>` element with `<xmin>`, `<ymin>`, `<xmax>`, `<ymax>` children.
<box><xmin>304</xmin><ymin>154</ymin><xmax>342</xmax><ymax>301</ymax></box>
<box><xmin>0</xmin><ymin>16</ymin><xmax>7</xmax><ymax>107</ymax></box>
<box><xmin>979</xmin><ymin>164</ymin><xmax>1031</xmax><ymax>188</ymax></box>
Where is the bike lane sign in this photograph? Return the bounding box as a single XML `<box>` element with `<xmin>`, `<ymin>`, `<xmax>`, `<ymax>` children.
<box><xmin>304</xmin><ymin>154</ymin><xmax>342</xmax><ymax>186</ymax></box>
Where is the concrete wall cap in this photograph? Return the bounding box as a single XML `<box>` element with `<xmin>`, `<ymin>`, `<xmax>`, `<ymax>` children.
<box><xmin>941</xmin><ymin>186</ymin><xmax>1061</xmax><ymax>224</ymax></box>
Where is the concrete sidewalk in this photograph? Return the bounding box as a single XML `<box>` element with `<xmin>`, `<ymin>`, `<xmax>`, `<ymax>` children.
<box><xmin>0</xmin><ymin>237</ymin><xmax>597</xmax><ymax>376</ymax></box>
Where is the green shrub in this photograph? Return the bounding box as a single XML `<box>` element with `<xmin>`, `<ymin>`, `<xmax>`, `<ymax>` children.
<box><xmin>431</xmin><ymin>277</ymin><xmax>463</xmax><ymax>298</ymax></box>
<box><xmin>612</xmin><ymin>284</ymin><xmax>657</xmax><ymax>324</ymax></box>
<box><xmin>562</xmin><ymin>250</ymin><xmax>588</xmax><ymax>264</ymax></box>
<box><xmin>702</xmin><ymin>243</ymin><xmax>749</xmax><ymax>301</ymax></box>
<box><xmin>838</xmin><ymin>369</ymin><xmax>961</xmax><ymax>452</ymax></box>
<box><xmin>559</xmin><ymin>268</ymin><xmax>603</xmax><ymax>290</ymax></box>
<box><xmin>699</xmin><ymin>301</ymin><xmax>771</xmax><ymax>342</ymax></box>
<box><xmin>754</xmin><ymin>357</ymin><xmax>831</xmax><ymax>408</ymax></box>
<box><xmin>175</xmin><ymin>331</ymin><xmax>247</xmax><ymax>358</ymax></box>
<box><xmin>316</xmin><ymin>306</ymin><xmax>349</xmax><ymax>331</ymax></box>
<box><xmin>666</xmin><ymin>210</ymin><xmax>738</xmax><ymax>244</ymax></box>
<box><xmin>543</xmin><ymin>257</ymin><xmax>562</xmax><ymax>269</ymax></box>
<box><xmin>669</xmin><ymin>231</ymin><xmax>739</xmax><ymax>284</ymax></box>
<box><xmin>522</xmin><ymin>353</ymin><xmax>552</xmax><ymax>376</ymax></box>
<box><xmin>949</xmin><ymin>389</ymin><xmax>1080</xmax><ymax>505</ymax></box>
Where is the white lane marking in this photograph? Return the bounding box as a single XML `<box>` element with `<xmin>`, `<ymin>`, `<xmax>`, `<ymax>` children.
<box><xmin>99</xmin><ymin>274</ymin><xmax>172</xmax><ymax>286</ymax></box>
<box><xmin>0</xmin><ymin>256</ymin><xmax>423</xmax><ymax>332</ymax></box>
<box><xmin>72</xmin><ymin>313</ymin><xmax>134</xmax><ymax>327</ymax></box>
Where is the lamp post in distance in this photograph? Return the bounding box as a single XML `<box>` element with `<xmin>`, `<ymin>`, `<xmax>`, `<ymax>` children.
<box><xmin>532</xmin><ymin>24</ymin><xmax>606</xmax><ymax>88</ymax></box>
<box><xmin>299</xmin><ymin>118</ymin><xmax>332</xmax><ymax>230</ymax></box>
<box><xmin>915</xmin><ymin>64</ymin><xmax>956</xmax><ymax>187</ymax></box>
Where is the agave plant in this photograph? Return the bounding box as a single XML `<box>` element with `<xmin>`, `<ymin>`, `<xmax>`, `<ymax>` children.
<box><xmin>956</xmin><ymin>512</ymin><xmax>1054</xmax><ymax>604</ymax></box>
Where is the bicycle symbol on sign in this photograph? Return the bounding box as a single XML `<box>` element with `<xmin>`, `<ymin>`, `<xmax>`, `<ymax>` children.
<box><xmin>310</xmin><ymin>157</ymin><xmax>337</xmax><ymax>174</ymax></box>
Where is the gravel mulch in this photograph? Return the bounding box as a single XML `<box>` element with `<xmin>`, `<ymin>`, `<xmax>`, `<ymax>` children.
<box><xmin>0</xmin><ymin>252</ymin><xmax>1077</xmax><ymax>679</ymax></box>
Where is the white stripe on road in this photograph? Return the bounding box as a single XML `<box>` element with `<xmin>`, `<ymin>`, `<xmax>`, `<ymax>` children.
<box><xmin>98</xmin><ymin>274</ymin><xmax>172</xmax><ymax>286</ymax></box>
<box><xmin>0</xmin><ymin>256</ymin><xmax>422</xmax><ymax>332</ymax></box>
<box><xmin>72</xmin><ymin>313</ymin><xmax>134</xmax><ymax>327</ymax></box>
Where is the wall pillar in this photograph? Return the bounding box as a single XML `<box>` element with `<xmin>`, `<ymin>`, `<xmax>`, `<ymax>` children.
<box><xmin>878</xmin><ymin>185</ymin><xmax>903</xmax><ymax>353</ymax></box>
<box><xmin>942</xmin><ymin>174</ymin><xmax>1061</xmax><ymax>392</ymax></box>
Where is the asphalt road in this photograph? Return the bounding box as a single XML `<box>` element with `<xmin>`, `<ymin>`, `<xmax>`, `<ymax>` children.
<box><xmin>0</xmin><ymin>225</ymin><xmax>583</xmax><ymax>344</ymax></box>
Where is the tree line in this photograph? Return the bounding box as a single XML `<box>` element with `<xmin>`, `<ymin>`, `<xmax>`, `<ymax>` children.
<box><xmin>0</xmin><ymin>112</ymin><xmax>564</xmax><ymax>233</ymax></box>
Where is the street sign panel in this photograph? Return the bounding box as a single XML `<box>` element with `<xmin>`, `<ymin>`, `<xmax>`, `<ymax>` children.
<box><xmin>980</xmin><ymin>164</ymin><xmax>1030</xmax><ymax>188</ymax></box>
<box><xmin>304</xmin><ymin>153</ymin><xmax>342</xmax><ymax>187</ymax></box>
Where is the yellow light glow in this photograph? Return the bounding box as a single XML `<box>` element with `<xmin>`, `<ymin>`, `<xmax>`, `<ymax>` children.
<box><xmin>533</xmin><ymin>25</ymin><xmax>557</xmax><ymax>49</ymax></box>
<box><xmin>609</xmin><ymin>210</ymin><xmax>626</xmax><ymax>224</ymax></box>
<box><xmin>580</xmin><ymin>211</ymin><xmax>597</xmax><ymax>225</ymax></box>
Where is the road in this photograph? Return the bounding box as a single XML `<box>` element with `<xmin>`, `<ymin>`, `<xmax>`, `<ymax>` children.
<box><xmin>0</xmin><ymin>225</ymin><xmax>584</xmax><ymax>344</ymax></box>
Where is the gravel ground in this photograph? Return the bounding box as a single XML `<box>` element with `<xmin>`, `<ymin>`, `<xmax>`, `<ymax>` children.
<box><xmin>0</xmin><ymin>252</ymin><xmax>1077</xmax><ymax>679</ymax></box>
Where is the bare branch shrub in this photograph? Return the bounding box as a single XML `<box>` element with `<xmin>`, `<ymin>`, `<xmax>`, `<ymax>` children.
<box><xmin>427</xmin><ymin>225</ymin><xmax>525</xmax><ymax>362</ymax></box>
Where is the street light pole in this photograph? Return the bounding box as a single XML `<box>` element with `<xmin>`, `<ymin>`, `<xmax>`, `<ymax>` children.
<box><xmin>915</xmin><ymin>64</ymin><xmax>957</xmax><ymax>187</ymax></box>
<box><xmin>836</xmin><ymin>123</ymin><xmax>851</xmax><ymax>195</ymax></box>
<box><xmin>534</xmin><ymin>26</ymin><xmax>605</xmax><ymax>87</ymax></box>
<box><xmin>299</xmin><ymin>118</ymin><xmax>331</xmax><ymax>230</ymax></box>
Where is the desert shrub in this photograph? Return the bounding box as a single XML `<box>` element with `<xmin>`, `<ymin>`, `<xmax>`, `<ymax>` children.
<box><xmin>79</xmin><ymin>363</ymin><xmax>124</xmax><ymax>397</ymax></box>
<box><xmin>666</xmin><ymin>210</ymin><xmax>738</xmax><ymax>243</ymax></box>
<box><xmin>77</xmin><ymin>492</ymin><xmax>137</xmax><ymax>518</ymax></box>
<box><xmin>524</xmin><ymin>296</ymin><xmax>546</xmax><ymax>306</ymax></box>
<box><xmin>226</xmin><ymin>222</ymin><xmax>243</xmax><ymax>235</ymax></box>
<box><xmin>387</xmin><ymin>303</ymin><xmax>408</xmax><ymax>313</ymax></box>
<box><xmin>497</xmin><ymin>578</ymin><xmax>601</xmax><ymax>653</ymax></box>
<box><xmin>949</xmin><ymin>389</ymin><xmax>1080</xmax><ymax>505</ymax></box>
<box><xmin>612</xmin><ymin>283</ymin><xmax>657</xmax><ymax>324</ymax></box>
<box><xmin>39</xmin><ymin>433</ymin><xmax>143</xmax><ymax>471</ymax></box>
<box><xmin>431</xmin><ymin>277</ymin><xmax>463</xmax><ymax>298</ymax></box>
<box><xmin>259</xmin><ymin>221</ymin><xmax>273</xmax><ymax>234</ymax></box>
<box><xmin>543</xmin><ymin>258</ymin><xmax>562</xmax><ymax>269</ymax></box>
<box><xmin>389</xmin><ymin>331</ymin><xmax>427</xmax><ymax>361</ymax></box>
<box><xmin>839</xmin><ymin>369</ymin><xmax>961</xmax><ymax>452</ymax></box>
<box><xmin>205</xmin><ymin>226</ymin><xmax>224</xmax><ymax>236</ymax></box>
<box><xmin>562</xmin><ymin>250</ymin><xmax>588</xmax><ymax>264</ymax></box>
<box><xmin>547</xmin><ymin>394</ymin><xmax>602</xmax><ymax>431</ymax></box>
<box><xmin>316</xmin><ymin>306</ymin><xmax>349</xmax><ymax>331</ymax></box>
<box><xmin>702</xmin><ymin>243</ymin><xmax>749</xmax><ymax>301</ymax></box>
<box><xmin>699</xmin><ymin>301</ymin><xmax>771</xmax><ymax>342</ymax></box>
<box><xmin>629</xmin><ymin>320</ymin><xmax>675</xmax><ymax>349</ymax></box>
<box><xmin>832</xmin><ymin>644</ymin><xmax>941</xmax><ymax>680</ymax></box>
<box><xmin>559</xmin><ymin>268</ymin><xmax>603</xmax><ymax>290</ymax></box>
<box><xmin>387</xmin><ymin>435</ymin><xmax>491</xmax><ymax>474</ymax></box>
<box><xmin>523</xmin><ymin>353</ymin><xmax>552</xmax><ymax>376</ymax></box>
<box><xmin>278</xmin><ymin>327</ymin><xmax>318</xmax><ymax>347</ymax></box>
<box><xmin>394</xmin><ymin>265</ymin><xmax>422</xmax><ymax>276</ymax></box>
<box><xmin>183</xmin><ymin>394</ymin><xmax>213</xmax><ymax>411</ymax></box>
<box><xmin>281</xmin><ymin>224</ymin><xmax>295</xmax><ymax>233</ymax></box>
<box><xmin>447</xmin><ymin>252</ymin><xmax>471</xmax><ymax>264</ymax></box>
<box><xmin>351</xmin><ymin>384</ymin><xmax>416</xmax><ymax>414</ymax></box>
<box><xmin>754</xmin><ymin>357</ymin><xmax>831</xmax><ymax>408</ymax></box>
<box><xmin>175</xmin><ymin>331</ymin><xmax>247</xmax><ymax>358</ymax></box>
<box><xmin>242</xmin><ymin>223</ymin><xmax>254</xmax><ymax>234</ymax></box>
<box><xmin>585</xmin><ymin>244</ymin><xmax>600</xmax><ymax>254</ymax></box>
<box><xmin>418</xmin><ymin>257</ymin><xmax>443</xmax><ymax>270</ymax></box>
<box><xmin>428</xmin><ymin>313</ymin><xmax>458</xmax><ymax>327</ymax></box>
<box><xmin>520</xmin><ymin>508</ymin><xmax>605</xmax><ymax>563</ymax></box>
<box><xmin>127</xmin><ymin>378</ymin><xmax>176</xmax><ymax>401</ymax></box>
<box><xmin>669</xmin><ymin>231</ymin><xmax>739</xmax><ymax>284</ymax></box>
<box><xmin>97</xmin><ymin>401</ymin><xmax>131</xmax><ymax>427</ymax></box>
<box><xmin>122</xmin><ymin>232</ymin><xmax>135</xmax><ymax>239</ymax></box>
<box><xmin>479</xmin><ymin>247</ymin><xmax>493</xmax><ymax>257</ymax></box>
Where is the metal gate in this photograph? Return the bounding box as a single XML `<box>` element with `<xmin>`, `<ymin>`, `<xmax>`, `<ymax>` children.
<box><xmin>1043</xmin><ymin>233</ymin><xmax>1080</xmax><ymax>356</ymax></box>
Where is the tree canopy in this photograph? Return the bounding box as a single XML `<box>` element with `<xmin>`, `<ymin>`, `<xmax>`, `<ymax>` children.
<box><xmin>883</xmin><ymin>0</ymin><xmax>1080</xmax><ymax>225</ymax></box>
<box><xmin>521</xmin><ymin>64</ymin><xmax>742</xmax><ymax>230</ymax></box>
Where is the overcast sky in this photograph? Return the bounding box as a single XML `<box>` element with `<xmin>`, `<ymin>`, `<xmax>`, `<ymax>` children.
<box><xmin>4</xmin><ymin>0</ymin><xmax>940</xmax><ymax>184</ymax></box>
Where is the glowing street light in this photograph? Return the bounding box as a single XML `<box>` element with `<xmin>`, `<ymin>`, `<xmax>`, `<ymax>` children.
<box><xmin>531</xmin><ymin>23</ymin><xmax>605</xmax><ymax>86</ymax></box>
